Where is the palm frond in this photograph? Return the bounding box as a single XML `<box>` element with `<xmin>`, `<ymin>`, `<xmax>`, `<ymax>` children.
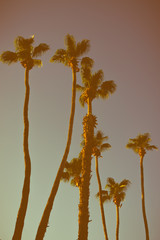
<box><xmin>119</xmin><ymin>180</ymin><xmax>131</xmax><ymax>192</ymax></box>
<box><xmin>76</xmin><ymin>84</ymin><xmax>85</xmax><ymax>92</ymax></box>
<box><xmin>106</xmin><ymin>177</ymin><xmax>115</xmax><ymax>188</ymax></box>
<box><xmin>97</xmin><ymin>80</ymin><xmax>116</xmax><ymax>99</ymax></box>
<box><xmin>32</xmin><ymin>43</ymin><xmax>49</xmax><ymax>57</ymax></box>
<box><xmin>96</xmin><ymin>190</ymin><xmax>111</xmax><ymax>203</ymax></box>
<box><xmin>95</xmin><ymin>130</ymin><xmax>104</xmax><ymax>140</ymax></box>
<box><xmin>94</xmin><ymin>131</ymin><xmax>107</xmax><ymax>144</ymax></box>
<box><xmin>102</xmin><ymin>195</ymin><xmax>111</xmax><ymax>203</ymax></box>
<box><xmin>81</xmin><ymin>57</ymin><xmax>94</xmax><ymax>68</ymax></box>
<box><xmin>17</xmin><ymin>50</ymin><xmax>31</xmax><ymax>61</ymax></box>
<box><xmin>14</xmin><ymin>36</ymin><xmax>34</xmax><ymax>52</ymax></box>
<box><xmin>95</xmin><ymin>131</ymin><xmax>109</xmax><ymax>142</ymax></box>
<box><xmin>118</xmin><ymin>192</ymin><xmax>126</xmax><ymax>202</ymax></box>
<box><xmin>119</xmin><ymin>179</ymin><xmax>131</xmax><ymax>187</ymax></box>
<box><xmin>70</xmin><ymin>178</ymin><xmax>77</xmax><ymax>187</ymax></box>
<box><xmin>100</xmin><ymin>143</ymin><xmax>111</xmax><ymax>152</ymax></box>
<box><xmin>33</xmin><ymin>59</ymin><xmax>43</xmax><ymax>68</ymax></box>
<box><xmin>79</xmin><ymin>94</ymin><xmax>86</xmax><ymax>107</ymax></box>
<box><xmin>81</xmin><ymin>67</ymin><xmax>92</xmax><ymax>84</ymax></box>
<box><xmin>61</xmin><ymin>171</ymin><xmax>70</xmax><ymax>182</ymax></box>
<box><xmin>92</xmin><ymin>70</ymin><xmax>104</xmax><ymax>87</ymax></box>
<box><xmin>126</xmin><ymin>142</ymin><xmax>139</xmax><ymax>153</ymax></box>
<box><xmin>145</xmin><ymin>144</ymin><xmax>158</xmax><ymax>151</ymax></box>
<box><xmin>95</xmin><ymin>190</ymin><xmax>108</xmax><ymax>198</ymax></box>
<box><xmin>76</xmin><ymin>39</ymin><xmax>90</xmax><ymax>57</ymax></box>
<box><xmin>0</xmin><ymin>51</ymin><xmax>18</xmax><ymax>64</ymax></box>
<box><xmin>68</xmin><ymin>157</ymin><xmax>82</xmax><ymax>176</ymax></box>
<box><xmin>65</xmin><ymin>34</ymin><xmax>76</xmax><ymax>57</ymax></box>
<box><xmin>50</xmin><ymin>49</ymin><xmax>68</xmax><ymax>65</ymax></box>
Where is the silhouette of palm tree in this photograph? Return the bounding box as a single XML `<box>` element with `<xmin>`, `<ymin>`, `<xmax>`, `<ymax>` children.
<box><xmin>126</xmin><ymin>133</ymin><xmax>157</xmax><ymax>240</ymax></box>
<box><xmin>100</xmin><ymin>178</ymin><xmax>130</xmax><ymax>240</ymax></box>
<box><xmin>93</xmin><ymin>130</ymin><xmax>111</xmax><ymax>240</ymax></box>
<box><xmin>35</xmin><ymin>34</ymin><xmax>90</xmax><ymax>240</ymax></box>
<box><xmin>0</xmin><ymin>35</ymin><xmax>49</xmax><ymax>240</ymax></box>
<box><xmin>77</xmin><ymin>58</ymin><xmax>116</xmax><ymax>240</ymax></box>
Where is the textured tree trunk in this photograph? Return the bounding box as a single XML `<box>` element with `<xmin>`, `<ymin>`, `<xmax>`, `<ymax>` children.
<box><xmin>95</xmin><ymin>156</ymin><xmax>109</xmax><ymax>240</ymax></box>
<box><xmin>140</xmin><ymin>156</ymin><xmax>150</xmax><ymax>240</ymax></box>
<box><xmin>78</xmin><ymin>109</ymin><xmax>95</xmax><ymax>240</ymax></box>
<box><xmin>116</xmin><ymin>205</ymin><xmax>119</xmax><ymax>240</ymax></box>
<box><xmin>12</xmin><ymin>68</ymin><xmax>31</xmax><ymax>240</ymax></box>
<box><xmin>35</xmin><ymin>68</ymin><xmax>77</xmax><ymax>240</ymax></box>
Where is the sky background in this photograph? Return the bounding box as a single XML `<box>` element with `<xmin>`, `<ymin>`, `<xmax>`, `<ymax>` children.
<box><xmin>0</xmin><ymin>0</ymin><xmax>160</xmax><ymax>239</ymax></box>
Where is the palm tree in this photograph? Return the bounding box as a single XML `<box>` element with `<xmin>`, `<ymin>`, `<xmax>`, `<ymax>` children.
<box><xmin>126</xmin><ymin>133</ymin><xmax>158</xmax><ymax>240</ymax></box>
<box><xmin>35</xmin><ymin>34</ymin><xmax>90</xmax><ymax>240</ymax></box>
<box><xmin>61</xmin><ymin>152</ymin><xmax>82</xmax><ymax>188</ymax></box>
<box><xmin>103</xmin><ymin>178</ymin><xmax>130</xmax><ymax>240</ymax></box>
<box><xmin>77</xmin><ymin>58</ymin><xmax>116</xmax><ymax>240</ymax></box>
<box><xmin>93</xmin><ymin>131</ymin><xmax>111</xmax><ymax>240</ymax></box>
<box><xmin>0</xmin><ymin>35</ymin><xmax>49</xmax><ymax>240</ymax></box>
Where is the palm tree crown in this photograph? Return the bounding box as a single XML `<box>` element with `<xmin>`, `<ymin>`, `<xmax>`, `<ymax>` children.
<box><xmin>0</xmin><ymin>35</ymin><xmax>49</xmax><ymax>69</ymax></box>
<box><xmin>92</xmin><ymin>130</ymin><xmax>111</xmax><ymax>157</ymax></box>
<box><xmin>50</xmin><ymin>34</ymin><xmax>90</xmax><ymax>70</ymax></box>
<box><xmin>126</xmin><ymin>133</ymin><xmax>158</xmax><ymax>157</ymax></box>
<box><xmin>105</xmin><ymin>178</ymin><xmax>131</xmax><ymax>207</ymax></box>
<box><xmin>76</xmin><ymin>57</ymin><xmax>116</xmax><ymax>109</ymax></box>
<box><xmin>61</xmin><ymin>152</ymin><xmax>82</xmax><ymax>187</ymax></box>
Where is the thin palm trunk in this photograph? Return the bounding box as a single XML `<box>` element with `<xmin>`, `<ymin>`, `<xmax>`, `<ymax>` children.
<box><xmin>140</xmin><ymin>156</ymin><xmax>149</xmax><ymax>240</ymax></box>
<box><xmin>35</xmin><ymin>68</ymin><xmax>77</xmax><ymax>240</ymax></box>
<box><xmin>95</xmin><ymin>156</ymin><xmax>109</xmax><ymax>240</ymax></box>
<box><xmin>88</xmin><ymin>98</ymin><xmax>92</xmax><ymax>115</ymax></box>
<box><xmin>12</xmin><ymin>68</ymin><xmax>31</xmax><ymax>240</ymax></box>
<box><xmin>78</xmin><ymin>104</ymin><xmax>94</xmax><ymax>240</ymax></box>
<box><xmin>116</xmin><ymin>205</ymin><xmax>119</xmax><ymax>240</ymax></box>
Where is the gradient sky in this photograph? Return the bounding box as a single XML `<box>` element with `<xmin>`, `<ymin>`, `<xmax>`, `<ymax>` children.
<box><xmin>0</xmin><ymin>0</ymin><xmax>160</xmax><ymax>239</ymax></box>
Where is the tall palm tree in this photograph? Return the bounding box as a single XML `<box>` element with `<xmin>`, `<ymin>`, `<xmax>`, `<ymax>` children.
<box><xmin>126</xmin><ymin>133</ymin><xmax>158</xmax><ymax>240</ymax></box>
<box><xmin>0</xmin><ymin>35</ymin><xmax>49</xmax><ymax>240</ymax></box>
<box><xmin>103</xmin><ymin>178</ymin><xmax>130</xmax><ymax>240</ymax></box>
<box><xmin>35</xmin><ymin>34</ymin><xmax>90</xmax><ymax>240</ymax></box>
<box><xmin>77</xmin><ymin>58</ymin><xmax>116</xmax><ymax>240</ymax></box>
<box><xmin>93</xmin><ymin>130</ymin><xmax>111</xmax><ymax>240</ymax></box>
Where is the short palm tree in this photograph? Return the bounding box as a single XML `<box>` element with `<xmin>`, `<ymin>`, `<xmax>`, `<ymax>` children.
<box><xmin>61</xmin><ymin>152</ymin><xmax>82</xmax><ymax>188</ymax></box>
<box><xmin>93</xmin><ymin>130</ymin><xmax>111</xmax><ymax>240</ymax></box>
<box><xmin>0</xmin><ymin>35</ymin><xmax>49</xmax><ymax>240</ymax></box>
<box><xmin>77</xmin><ymin>58</ymin><xmax>116</xmax><ymax>240</ymax></box>
<box><xmin>35</xmin><ymin>34</ymin><xmax>90</xmax><ymax>240</ymax></box>
<box><xmin>103</xmin><ymin>178</ymin><xmax>130</xmax><ymax>240</ymax></box>
<box><xmin>126</xmin><ymin>133</ymin><xmax>158</xmax><ymax>240</ymax></box>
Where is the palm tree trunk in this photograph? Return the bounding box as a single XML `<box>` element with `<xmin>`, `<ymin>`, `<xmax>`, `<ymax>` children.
<box><xmin>140</xmin><ymin>156</ymin><xmax>150</xmax><ymax>240</ymax></box>
<box><xmin>95</xmin><ymin>156</ymin><xmax>109</xmax><ymax>240</ymax></box>
<box><xmin>116</xmin><ymin>205</ymin><xmax>119</xmax><ymax>240</ymax></box>
<box><xmin>12</xmin><ymin>68</ymin><xmax>31</xmax><ymax>240</ymax></box>
<box><xmin>35</xmin><ymin>68</ymin><xmax>77</xmax><ymax>240</ymax></box>
<box><xmin>78</xmin><ymin>126</ymin><xmax>92</xmax><ymax>240</ymax></box>
<box><xmin>78</xmin><ymin>109</ymin><xmax>95</xmax><ymax>240</ymax></box>
<box><xmin>88</xmin><ymin>98</ymin><xmax>92</xmax><ymax>115</ymax></box>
